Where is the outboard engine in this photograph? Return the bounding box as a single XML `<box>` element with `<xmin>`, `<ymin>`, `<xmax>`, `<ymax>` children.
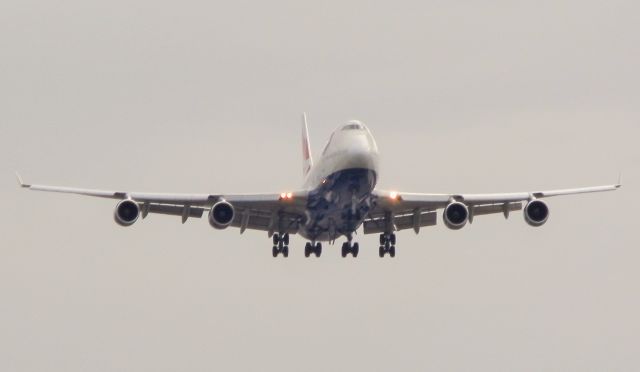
<box><xmin>524</xmin><ymin>200</ymin><xmax>549</xmax><ymax>227</ymax></box>
<box><xmin>114</xmin><ymin>199</ymin><xmax>140</xmax><ymax>227</ymax></box>
<box><xmin>443</xmin><ymin>202</ymin><xmax>469</xmax><ymax>230</ymax></box>
<box><xmin>209</xmin><ymin>201</ymin><xmax>235</xmax><ymax>229</ymax></box>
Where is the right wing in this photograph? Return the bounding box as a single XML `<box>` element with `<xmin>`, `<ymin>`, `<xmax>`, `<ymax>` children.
<box><xmin>365</xmin><ymin>183</ymin><xmax>620</xmax><ymax>234</ymax></box>
<box><xmin>17</xmin><ymin>173</ymin><xmax>308</xmax><ymax>235</ymax></box>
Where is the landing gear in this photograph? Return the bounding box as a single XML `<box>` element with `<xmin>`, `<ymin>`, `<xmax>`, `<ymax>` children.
<box><xmin>341</xmin><ymin>241</ymin><xmax>359</xmax><ymax>258</ymax></box>
<box><xmin>272</xmin><ymin>245</ymin><xmax>289</xmax><ymax>257</ymax></box>
<box><xmin>272</xmin><ymin>233</ymin><xmax>290</xmax><ymax>258</ymax></box>
<box><xmin>273</xmin><ymin>233</ymin><xmax>290</xmax><ymax>246</ymax></box>
<box><xmin>304</xmin><ymin>242</ymin><xmax>322</xmax><ymax>257</ymax></box>
<box><xmin>379</xmin><ymin>233</ymin><xmax>396</xmax><ymax>258</ymax></box>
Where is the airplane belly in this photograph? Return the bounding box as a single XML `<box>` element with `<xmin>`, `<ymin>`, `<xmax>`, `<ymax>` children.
<box><xmin>300</xmin><ymin>168</ymin><xmax>376</xmax><ymax>242</ymax></box>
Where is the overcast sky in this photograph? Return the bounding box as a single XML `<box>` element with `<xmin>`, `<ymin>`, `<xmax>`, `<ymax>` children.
<box><xmin>1</xmin><ymin>0</ymin><xmax>639</xmax><ymax>371</ymax></box>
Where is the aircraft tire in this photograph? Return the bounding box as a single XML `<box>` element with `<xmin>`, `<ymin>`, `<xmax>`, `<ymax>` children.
<box><xmin>304</xmin><ymin>242</ymin><xmax>311</xmax><ymax>257</ymax></box>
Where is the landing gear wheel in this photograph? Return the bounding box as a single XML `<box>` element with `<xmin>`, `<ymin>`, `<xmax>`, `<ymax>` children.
<box><xmin>304</xmin><ymin>242</ymin><xmax>311</xmax><ymax>258</ymax></box>
<box><xmin>341</xmin><ymin>241</ymin><xmax>359</xmax><ymax>257</ymax></box>
<box><xmin>272</xmin><ymin>233</ymin><xmax>290</xmax><ymax>257</ymax></box>
<box><xmin>378</xmin><ymin>234</ymin><xmax>397</xmax><ymax>258</ymax></box>
<box><xmin>314</xmin><ymin>243</ymin><xmax>322</xmax><ymax>257</ymax></box>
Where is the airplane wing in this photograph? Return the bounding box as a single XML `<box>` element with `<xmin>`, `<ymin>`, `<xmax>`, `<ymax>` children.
<box><xmin>365</xmin><ymin>183</ymin><xmax>621</xmax><ymax>234</ymax></box>
<box><xmin>17</xmin><ymin>173</ymin><xmax>307</xmax><ymax>235</ymax></box>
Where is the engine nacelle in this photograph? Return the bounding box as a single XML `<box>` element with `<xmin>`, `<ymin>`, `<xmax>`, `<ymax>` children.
<box><xmin>209</xmin><ymin>201</ymin><xmax>235</xmax><ymax>229</ymax></box>
<box><xmin>524</xmin><ymin>200</ymin><xmax>549</xmax><ymax>227</ymax></box>
<box><xmin>114</xmin><ymin>199</ymin><xmax>140</xmax><ymax>227</ymax></box>
<box><xmin>443</xmin><ymin>202</ymin><xmax>469</xmax><ymax>230</ymax></box>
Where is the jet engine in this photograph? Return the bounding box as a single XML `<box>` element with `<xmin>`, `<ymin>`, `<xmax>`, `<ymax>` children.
<box><xmin>524</xmin><ymin>200</ymin><xmax>549</xmax><ymax>227</ymax></box>
<box><xmin>114</xmin><ymin>199</ymin><xmax>140</xmax><ymax>227</ymax></box>
<box><xmin>209</xmin><ymin>201</ymin><xmax>235</xmax><ymax>229</ymax></box>
<box><xmin>443</xmin><ymin>202</ymin><xmax>469</xmax><ymax>230</ymax></box>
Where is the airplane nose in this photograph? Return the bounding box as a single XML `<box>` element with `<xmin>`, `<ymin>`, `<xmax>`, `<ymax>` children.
<box><xmin>346</xmin><ymin>137</ymin><xmax>378</xmax><ymax>170</ymax></box>
<box><xmin>349</xmin><ymin>151</ymin><xmax>376</xmax><ymax>169</ymax></box>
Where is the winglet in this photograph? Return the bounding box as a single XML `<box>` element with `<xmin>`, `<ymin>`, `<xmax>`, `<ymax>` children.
<box><xmin>15</xmin><ymin>171</ymin><xmax>30</xmax><ymax>188</ymax></box>
<box><xmin>616</xmin><ymin>172</ymin><xmax>622</xmax><ymax>188</ymax></box>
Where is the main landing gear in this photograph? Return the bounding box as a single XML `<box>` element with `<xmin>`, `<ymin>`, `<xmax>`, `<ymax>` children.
<box><xmin>341</xmin><ymin>240</ymin><xmax>359</xmax><ymax>258</ymax></box>
<box><xmin>379</xmin><ymin>233</ymin><xmax>396</xmax><ymax>258</ymax></box>
<box><xmin>341</xmin><ymin>242</ymin><xmax>359</xmax><ymax>257</ymax></box>
<box><xmin>272</xmin><ymin>233</ymin><xmax>289</xmax><ymax>257</ymax></box>
<box><xmin>271</xmin><ymin>234</ymin><xmax>396</xmax><ymax>258</ymax></box>
<box><xmin>304</xmin><ymin>242</ymin><xmax>322</xmax><ymax>257</ymax></box>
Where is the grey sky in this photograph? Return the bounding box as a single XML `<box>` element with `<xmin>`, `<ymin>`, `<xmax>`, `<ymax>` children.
<box><xmin>1</xmin><ymin>0</ymin><xmax>639</xmax><ymax>371</ymax></box>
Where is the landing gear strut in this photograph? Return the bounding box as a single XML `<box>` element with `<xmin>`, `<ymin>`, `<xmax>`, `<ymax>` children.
<box><xmin>304</xmin><ymin>242</ymin><xmax>322</xmax><ymax>257</ymax></box>
<box><xmin>272</xmin><ymin>233</ymin><xmax>290</xmax><ymax>257</ymax></box>
<box><xmin>379</xmin><ymin>233</ymin><xmax>396</xmax><ymax>258</ymax></box>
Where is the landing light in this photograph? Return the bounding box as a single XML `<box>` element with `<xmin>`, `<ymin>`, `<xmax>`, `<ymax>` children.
<box><xmin>280</xmin><ymin>192</ymin><xmax>294</xmax><ymax>200</ymax></box>
<box><xmin>389</xmin><ymin>191</ymin><xmax>399</xmax><ymax>200</ymax></box>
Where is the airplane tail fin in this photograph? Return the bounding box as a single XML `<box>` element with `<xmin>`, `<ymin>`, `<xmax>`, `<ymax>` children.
<box><xmin>302</xmin><ymin>113</ymin><xmax>313</xmax><ymax>176</ymax></box>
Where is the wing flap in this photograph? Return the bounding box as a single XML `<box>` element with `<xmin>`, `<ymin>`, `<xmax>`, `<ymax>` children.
<box><xmin>363</xmin><ymin>210</ymin><xmax>437</xmax><ymax>234</ymax></box>
<box><xmin>471</xmin><ymin>202</ymin><xmax>522</xmax><ymax>217</ymax></box>
<box><xmin>145</xmin><ymin>204</ymin><xmax>206</xmax><ymax>219</ymax></box>
<box><xmin>229</xmin><ymin>208</ymin><xmax>300</xmax><ymax>234</ymax></box>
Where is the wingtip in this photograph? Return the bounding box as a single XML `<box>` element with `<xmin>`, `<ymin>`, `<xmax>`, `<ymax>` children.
<box><xmin>15</xmin><ymin>171</ymin><xmax>29</xmax><ymax>188</ymax></box>
<box><xmin>617</xmin><ymin>172</ymin><xmax>622</xmax><ymax>188</ymax></box>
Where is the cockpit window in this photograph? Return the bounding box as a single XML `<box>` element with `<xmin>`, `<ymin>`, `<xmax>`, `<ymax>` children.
<box><xmin>322</xmin><ymin>133</ymin><xmax>334</xmax><ymax>155</ymax></box>
<box><xmin>342</xmin><ymin>123</ymin><xmax>363</xmax><ymax>130</ymax></box>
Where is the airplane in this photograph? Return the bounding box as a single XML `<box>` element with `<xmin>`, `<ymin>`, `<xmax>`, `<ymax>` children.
<box><xmin>17</xmin><ymin>114</ymin><xmax>621</xmax><ymax>258</ymax></box>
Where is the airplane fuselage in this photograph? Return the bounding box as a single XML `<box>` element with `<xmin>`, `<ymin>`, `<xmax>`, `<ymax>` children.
<box><xmin>299</xmin><ymin>121</ymin><xmax>380</xmax><ymax>242</ymax></box>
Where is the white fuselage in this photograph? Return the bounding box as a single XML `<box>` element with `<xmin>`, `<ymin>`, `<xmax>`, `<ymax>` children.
<box><xmin>298</xmin><ymin>121</ymin><xmax>381</xmax><ymax>242</ymax></box>
<box><xmin>303</xmin><ymin>121</ymin><xmax>380</xmax><ymax>190</ymax></box>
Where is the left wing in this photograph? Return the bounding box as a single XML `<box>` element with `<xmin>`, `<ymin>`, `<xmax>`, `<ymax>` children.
<box><xmin>364</xmin><ymin>183</ymin><xmax>621</xmax><ymax>234</ymax></box>
<box><xmin>17</xmin><ymin>173</ymin><xmax>308</xmax><ymax>235</ymax></box>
